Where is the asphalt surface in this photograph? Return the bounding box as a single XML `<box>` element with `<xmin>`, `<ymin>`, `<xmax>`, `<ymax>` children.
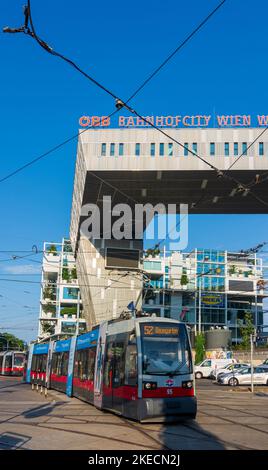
<box><xmin>0</xmin><ymin>376</ymin><xmax>267</xmax><ymax>450</ymax></box>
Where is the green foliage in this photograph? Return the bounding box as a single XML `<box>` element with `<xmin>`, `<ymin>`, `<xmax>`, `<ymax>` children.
<box><xmin>61</xmin><ymin>307</ymin><xmax>77</xmax><ymax>317</ymax></box>
<box><xmin>43</xmin><ymin>284</ymin><xmax>56</xmax><ymax>301</ymax></box>
<box><xmin>42</xmin><ymin>322</ymin><xmax>55</xmax><ymax>335</ymax></box>
<box><xmin>47</xmin><ymin>244</ymin><xmax>57</xmax><ymax>255</ymax></box>
<box><xmin>180</xmin><ymin>273</ymin><xmax>189</xmax><ymax>286</ymax></box>
<box><xmin>71</xmin><ymin>267</ymin><xmax>77</xmax><ymax>279</ymax></box>
<box><xmin>144</xmin><ymin>248</ymin><xmax>160</xmax><ymax>258</ymax></box>
<box><xmin>62</xmin><ymin>268</ymin><xmax>70</xmax><ymax>282</ymax></box>
<box><xmin>0</xmin><ymin>332</ymin><xmax>25</xmax><ymax>351</ymax></box>
<box><xmin>229</xmin><ymin>265</ymin><xmax>237</xmax><ymax>275</ymax></box>
<box><xmin>239</xmin><ymin>312</ymin><xmax>255</xmax><ymax>349</ymax></box>
<box><xmin>195</xmin><ymin>333</ymin><xmax>205</xmax><ymax>364</ymax></box>
<box><xmin>42</xmin><ymin>304</ymin><xmax>56</xmax><ymax>315</ymax></box>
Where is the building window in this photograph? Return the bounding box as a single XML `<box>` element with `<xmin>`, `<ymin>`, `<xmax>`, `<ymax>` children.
<box><xmin>210</xmin><ymin>142</ymin><xmax>215</xmax><ymax>156</ymax></box>
<box><xmin>192</xmin><ymin>142</ymin><xmax>197</xmax><ymax>154</ymax></box>
<box><xmin>101</xmin><ymin>143</ymin><xmax>106</xmax><ymax>156</ymax></box>
<box><xmin>168</xmin><ymin>143</ymin><xmax>173</xmax><ymax>156</ymax></box>
<box><xmin>242</xmin><ymin>142</ymin><xmax>247</xmax><ymax>155</ymax></box>
<box><xmin>184</xmin><ymin>143</ymin><xmax>189</xmax><ymax>156</ymax></box>
<box><xmin>135</xmin><ymin>143</ymin><xmax>140</xmax><ymax>156</ymax></box>
<box><xmin>259</xmin><ymin>142</ymin><xmax>264</xmax><ymax>156</ymax></box>
<box><xmin>150</xmin><ymin>143</ymin><xmax>155</xmax><ymax>156</ymax></box>
<box><xmin>224</xmin><ymin>142</ymin><xmax>229</xmax><ymax>156</ymax></box>
<box><xmin>159</xmin><ymin>143</ymin><xmax>164</xmax><ymax>156</ymax></box>
<box><xmin>110</xmin><ymin>143</ymin><xmax>115</xmax><ymax>156</ymax></box>
<box><xmin>119</xmin><ymin>143</ymin><xmax>124</xmax><ymax>156</ymax></box>
<box><xmin>234</xmin><ymin>142</ymin><xmax>238</xmax><ymax>156</ymax></box>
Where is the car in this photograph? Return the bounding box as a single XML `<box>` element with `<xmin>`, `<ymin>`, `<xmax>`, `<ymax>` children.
<box><xmin>217</xmin><ymin>366</ymin><xmax>268</xmax><ymax>386</ymax></box>
<box><xmin>260</xmin><ymin>358</ymin><xmax>268</xmax><ymax>367</ymax></box>
<box><xmin>194</xmin><ymin>358</ymin><xmax>236</xmax><ymax>379</ymax></box>
<box><xmin>210</xmin><ymin>362</ymin><xmax>249</xmax><ymax>380</ymax></box>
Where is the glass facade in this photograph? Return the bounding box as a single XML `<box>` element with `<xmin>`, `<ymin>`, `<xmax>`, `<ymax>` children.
<box><xmin>259</xmin><ymin>142</ymin><xmax>264</xmax><ymax>156</ymax></box>
<box><xmin>119</xmin><ymin>143</ymin><xmax>124</xmax><ymax>156</ymax></box>
<box><xmin>135</xmin><ymin>143</ymin><xmax>140</xmax><ymax>156</ymax></box>
<box><xmin>184</xmin><ymin>143</ymin><xmax>188</xmax><ymax>156</ymax></box>
<box><xmin>150</xmin><ymin>143</ymin><xmax>155</xmax><ymax>156</ymax></box>
<box><xmin>210</xmin><ymin>142</ymin><xmax>215</xmax><ymax>156</ymax></box>
<box><xmin>101</xmin><ymin>143</ymin><xmax>106</xmax><ymax>156</ymax></box>
<box><xmin>159</xmin><ymin>143</ymin><xmax>164</xmax><ymax>156</ymax></box>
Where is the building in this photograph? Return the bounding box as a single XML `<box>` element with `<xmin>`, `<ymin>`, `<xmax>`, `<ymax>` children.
<box><xmin>70</xmin><ymin>125</ymin><xmax>268</xmax><ymax>329</ymax></box>
<box><xmin>38</xmin><ymin>238</ymin><xmax>86</xmax><ymax>340</ymax></box>
<box><xmin>142</xmin><ymin>248</ymin><xmax>266</xmax><ymax>343</ymax></box>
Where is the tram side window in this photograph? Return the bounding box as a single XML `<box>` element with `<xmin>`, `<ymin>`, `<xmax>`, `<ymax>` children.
<box><xmin>51</xmin><ymin>354</ymin><xmax>58</xmax><ymax>375</ymax></box>
<box><xmin>88</xmin><ymin>347</ymin><xmax>96</xmax><ymax>381</ymax></box>
<box><xmin>0</xmin><ymin>356</ymin><xmax>3</xmax><ymax>369</ymax></box>
<box><xmin>62</xmin><ymin>352</ymin><xmax>69</xmax><ymax>376</ymax></box>
<box><xmin>41</xmin><ymin>354</ymin><xmax>47</xmax><ymax>373</ymax></box>
<box><xmin>103</xmin><ymin>340</ymin><xmax>115</xmax><ymax>388</ymax></box>
<box><xmin>31</xmin><ymin>355</ymin><xmax>36</xmax><ymax>371</ymax></box>
<box><xmin>80</xmin><ymin>349</ymin><xmax>88</xmax><ymax>380</ymax></box>
<box><xmin>74</xmin><ymin>350</ymin><xmax>88</xmax><ymax>380</ymax></box>
<box><xmin>5</xmin><ymin>355</ymin><xmax>12</xmax><ymax>369</ymax></box>
<box><xmin>125</xmin><ymin>339</ymin><xmax>137</xmax><ymax>387</ymax></box>
<box><xmin>113</xmin><ymin>339</ymin><xmax>126</xmax><ymax>387</ymax></box>
<box><xmin>74</xmin><ymin>351</ymin><xmax>79</xmax><ymax>378</ymax></box>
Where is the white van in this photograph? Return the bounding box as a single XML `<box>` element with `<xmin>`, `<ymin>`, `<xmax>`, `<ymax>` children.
<box><xmin>194</xmin><ymin>358</ymin><xmax>236</xmax><ymax>379</ymax></box>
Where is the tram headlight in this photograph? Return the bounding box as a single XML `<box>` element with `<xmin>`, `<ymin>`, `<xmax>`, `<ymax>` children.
<box><xmin>182</xmin><ymin>380</ymin><xmax>193</xmax><ymax>389</ymax></box>
<box><xmin>143</xmin><ymin>382</ymin><xmax>157</xmax><ymax>390</ymax></box>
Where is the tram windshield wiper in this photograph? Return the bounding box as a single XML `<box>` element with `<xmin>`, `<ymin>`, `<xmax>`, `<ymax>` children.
<box><xmin>167</xmin><ymin>361</ymin><xmax>190</xmax><ymax>377</ymax></box>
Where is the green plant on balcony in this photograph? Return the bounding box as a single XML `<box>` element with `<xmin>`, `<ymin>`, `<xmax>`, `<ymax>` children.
<box><xmin>62</xmin><ymin>268</ymin><xmax>70</xmax><ymax>282</ymax></box>
<box><xmin>144</xmin><ymin>247</ymin><xmax>160</xmax><ymax>258</ymax></box>
<box><xmin>42</xmin><ymin>304</ymin><xmax>56</xmax><ymax>315</ymax></box>
<box><xmin>61</xmin><ymin>306</ymin><xmax>77</xmax><ymax>318</ymax></box>
<box><xmin>63</xmin><ymin>241</ymin><xmax>73</xmax><ymax>253</ymax></box>
<box><xmin>43</xmin><ymin>285</ymin><xmax>56</xmax><ymax>301</ymax></box>
<box><xmin>229</xmin><ymin>265</ymin><xmax>237</xmax><ymax>276</ymax></box>
<box><xmin>42</xmin><ymin>322</ymin><xmax>55</xmax><ymax>335</ymax></box>
<box><xmin>47</xmin><ymin>244</ymin><xmax>57</xmax><ymax>256</ymax></box>
<box><xmin>180</xmin><ymin>273</ymin><xmax>189</xmax><ymax>286</ymax></box>
<box><xmin>71</xmin><ymin>267</ymin><xmax>77</xmax><ymax>280</ymax></box>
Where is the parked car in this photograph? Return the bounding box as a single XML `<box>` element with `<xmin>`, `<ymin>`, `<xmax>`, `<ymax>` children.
<box><xmin>210</xmin><ymin>362</ymin><xmax>249</xmax><ymax>380</ymax></box>
<box><xmin>194</xmin><ymin>358</ymin><xmax>236</xmax><ymax>379</ymax></box>
<box><xmin>217</xmin><ymin>366</ymin><xmax>268</xmax><ymax>386</ymax></box>
<box><xmin>260</xmin><ymin>358</ymin><xmax>268</xmax><ymax>368</ymax></box>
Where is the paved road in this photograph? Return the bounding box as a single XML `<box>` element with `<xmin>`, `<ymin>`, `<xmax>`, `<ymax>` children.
<box><xmin>0</xmin><ymin>376</ymin><xmax>267</xmax><ymax>450</ymax></box>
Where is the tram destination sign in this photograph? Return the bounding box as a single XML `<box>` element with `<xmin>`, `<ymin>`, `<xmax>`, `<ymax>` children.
<box><xmin>142</xmin><ymin>324</ymin><xmax>179</xmax><ymax>337</ymax></box>
<box><xmin>79</xmin><ymin>114</ymin><xmax>268</xmax><ymax>129</ymax></box>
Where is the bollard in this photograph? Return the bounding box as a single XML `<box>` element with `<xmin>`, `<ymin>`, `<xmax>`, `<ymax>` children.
<box><xmin>40</xmin><ymin>385</ymin><xmax>43</xmax><ymax>394</ymax></box>
<box><xmin>45</xmin><ymin>387</ymin><xmax>48</xmax><ymax>398</ymax></box>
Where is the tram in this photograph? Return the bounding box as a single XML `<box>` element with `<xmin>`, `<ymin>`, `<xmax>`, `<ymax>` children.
<box><xmin>0</xmin><ymin>351</ymin><xmax>26</xmax><ymax>376</ymax></box>
<box><xmin>26</xmin><ymin>317</ymin><xmax>197</xmax><ymax>422</ymax></box>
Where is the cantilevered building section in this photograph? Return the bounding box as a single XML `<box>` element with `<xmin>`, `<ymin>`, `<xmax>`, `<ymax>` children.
<box><xmin>70</xmin><ymin>127</ymin><xmax>268</xmax><ymax>328</ymax></box>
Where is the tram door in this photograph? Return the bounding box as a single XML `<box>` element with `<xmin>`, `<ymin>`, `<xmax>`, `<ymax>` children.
<box><xmin>103</xmin><ymin>334</ymin><xmax>127</xmax><ymax>414</ymax></box>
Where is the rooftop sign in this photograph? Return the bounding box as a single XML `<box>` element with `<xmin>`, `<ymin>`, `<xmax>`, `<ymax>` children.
<box><xmin>79</xmin><ymin>114</ymin><xmax>268</xmax><ymax>129</ymax></box>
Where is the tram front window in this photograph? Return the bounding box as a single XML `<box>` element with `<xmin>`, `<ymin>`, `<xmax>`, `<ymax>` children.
<box><xmin>141</xmin><ymin>323</ymin><xmax>191</xmax><ymax>375</ymax></box>
<box><xmin>14</xmin><ymin>354</ymin><xmax>25</xmax><ymax>367</ymax></box>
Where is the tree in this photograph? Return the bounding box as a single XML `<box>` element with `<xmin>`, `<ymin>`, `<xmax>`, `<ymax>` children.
<box><xmin>195</xmin><ymin>333</ymin><xmax>205</xmax><ymax>364</ymax></box>
<box><xmin>0</xmin><ymin>332</ymin><xmax>25</xmax><ymax>351</ymax></box>
<box><xmin>239</xmin><ymin>312</ymin><xmax>255</xmax><ymax>349</ymax></box>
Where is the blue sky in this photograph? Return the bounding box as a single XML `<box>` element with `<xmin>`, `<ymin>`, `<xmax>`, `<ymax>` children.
<box><xmin>1</xmin><ymin>0</ymin><xmax>268</xmax><ymax>342</ymax></box>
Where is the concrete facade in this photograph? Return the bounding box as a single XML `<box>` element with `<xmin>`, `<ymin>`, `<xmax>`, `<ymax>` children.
<box><xmin>70</xmin><ymin>127</ymin><xmax>268</xmax><ymax>328</ymax></box>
